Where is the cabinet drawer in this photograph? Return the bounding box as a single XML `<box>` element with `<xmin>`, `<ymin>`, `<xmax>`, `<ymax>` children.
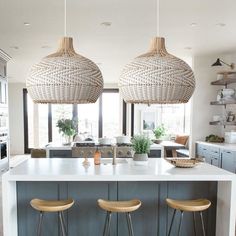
<box><xmin>208</xmin><ymin>146</ymin><xmax>220</xmax><ymax>155</ymax></box>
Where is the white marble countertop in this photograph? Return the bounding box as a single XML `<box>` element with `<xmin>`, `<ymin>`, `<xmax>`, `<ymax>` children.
<box><xmin>2</xmin><ymin>158</ymin><xmax>235</xmax><ymax>182</ymax></box>
<box><xmin>196</xmin><ymin>141</ymin><xmax>236</xmax><ymax>151</ymax></box>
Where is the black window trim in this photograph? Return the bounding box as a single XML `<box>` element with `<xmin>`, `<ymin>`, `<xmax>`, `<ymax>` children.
<box><xmin>23</xmin><ymin>88</ymin><xmax>126</xmax><ymax>154</ymax></box>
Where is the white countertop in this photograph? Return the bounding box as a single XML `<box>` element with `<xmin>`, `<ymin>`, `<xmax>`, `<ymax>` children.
<box><xmin>196</xmin><ymin>141</ymin><xmax>236</xmax><ymax>151</ymax></box>
<box><xmin>2</xmin><ymin>158</ymin><xmax>235</xmax><ymax>182</ymax></box>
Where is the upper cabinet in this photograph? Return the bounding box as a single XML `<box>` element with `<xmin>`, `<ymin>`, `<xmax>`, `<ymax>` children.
<box><xmin>0</xmin><ymin>50</ymin><xmax>11</xmax><ymax>106</ymax></box>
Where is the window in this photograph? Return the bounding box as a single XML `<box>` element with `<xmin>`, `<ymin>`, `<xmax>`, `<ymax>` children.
<box><xmin>23</xmin><ymin>89</ymin><xmax>124</xmax><ymax>153</ymax></box>
<box><xmin>51</xmin><ymin>104</ymin><xmax>73</xmax><ymax>143</ymax></box>
<box><xmin>26</xmin><ymin>92</ymin><xmax>48</xmax><ymax>150</ymax></box>
<box><xmin>77</xmin><ymin>101</ymin><xmax>99</xmax><ymax>139</ymax></box>
<box><xmin>102</xmin><ymin>91</ymin><xmax>120</xmax><ymax>138</ymax></box>
<box><xmin>133</xmin><ymin>102</ymin><xmax>191</xmax><ymax>138</ymax></box>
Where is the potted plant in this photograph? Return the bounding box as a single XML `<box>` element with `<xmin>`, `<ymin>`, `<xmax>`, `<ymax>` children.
<box><xmin>56</xmin><ymin>119</ymin><xmax>77</xmax><ymax>145</ymax></box>
<box><xmin>153</xmin><ymin>124</ymin><xmax>166</xmax><ymax>144</ymax></box>
<box><xmin>131</xmin><ymin>135</ymin><xmax>151</xmax><ymax>161</ymax></box>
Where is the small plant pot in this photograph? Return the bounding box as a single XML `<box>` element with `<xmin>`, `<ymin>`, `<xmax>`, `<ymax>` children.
<box><xmin>133</xmin><ymin>153</ymin><xmax>148</xmax><ymax>162</ymax></box>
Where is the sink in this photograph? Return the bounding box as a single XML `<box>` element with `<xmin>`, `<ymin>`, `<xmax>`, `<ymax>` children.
<box><xmin>101</xmin><ymin>158</ymin><xmax>128</xmax><ymax>165</ymax></box>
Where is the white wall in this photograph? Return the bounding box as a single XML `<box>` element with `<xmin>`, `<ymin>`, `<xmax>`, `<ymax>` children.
<box><xmin>8</xmin><ymin>83</ymin><xmax>25</xmax><ymax>155</ymax></box>
<box><xmin>190</xmin><ymin>53</ymin><xmax>236</xmax><ymax>154</ymax></box>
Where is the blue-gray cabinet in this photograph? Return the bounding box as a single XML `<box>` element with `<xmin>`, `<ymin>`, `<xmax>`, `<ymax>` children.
<box><xmin>221</xmin><ymin>149</ymin><xmax>236</xmax><ymax>173</ymax></box>
<box><xmin>196</xmin><ymin>143</ymin><xmax>236</xmax><ymax>173</ymax></box>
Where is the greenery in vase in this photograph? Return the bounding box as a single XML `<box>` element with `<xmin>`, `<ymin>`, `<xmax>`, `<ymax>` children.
<box><xmin>131</xmin><ymin>135</ymin><xmax>151</xmax><ymax>154</ymax></box>
<box><xmin>153</xmin><ymin>124</ymin><xmax>166</xmax><ymax>139</ymax></box>
<box><xmin>56</xmin><ymin>119</ymin><xmax>77</xmax><ymax>140</ymax></box>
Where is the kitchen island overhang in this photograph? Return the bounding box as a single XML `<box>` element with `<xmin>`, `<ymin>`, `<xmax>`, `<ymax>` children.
<box><xmin>2</xmin><ymin>158</ymin><xmax>236</xmax><ymax>236</ymax></box>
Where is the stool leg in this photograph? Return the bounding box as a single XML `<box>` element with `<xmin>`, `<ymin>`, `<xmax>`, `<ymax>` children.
<box><xmin>193</xmin><ymin>212</ymin><xmax>197</xmax><ymax>236</ymax></box>
<box><xmin>177</xmin><ymin>211</ymin><xmax>184</xmax><ymax>236</ymax></box>
<box><xmin>104</xmin><ymin>212</ymin><xmax>112</xmax><ymax>236</ymax></box>
<box><xmin>168</xmin><ymin>209</ymin><xmax>176</xmax><ymax>236</ymax></box>
<box><xmin>126</xmin><ymin>212</ymin><xmax>134</xmax><ymax>236</ymax></box>
<box><xmin>59</xmin><ymin>212</ymin><xmax>67</xmax><ymax>236</ymax></box>
<box><xmin>37</xmin><ymin>211</ymin><xmax>44</xmax><ymax>236</ymax></box>
<box><xmin>199</xmin><ymin>211</ymin><xmax>206</xmax><ymax>236</ymax></box>
<box><xmin>103</xmin><ymin>212</ymin><xmax>109</xmax><ymax>236</ymax></box>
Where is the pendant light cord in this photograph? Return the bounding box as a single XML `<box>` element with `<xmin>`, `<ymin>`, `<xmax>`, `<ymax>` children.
<box><xmin>157</xmin><ymin>0</ymin><xmax>160</xmax><ymax>36</ymax></box>
<box><xmin>64</xmin><ymin>0</ymin><xmax>67</xmax><ymax>36</ymax></box>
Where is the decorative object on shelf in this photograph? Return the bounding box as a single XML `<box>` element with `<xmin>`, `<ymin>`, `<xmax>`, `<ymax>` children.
<box><xmin>131</xmin><ymin>135</ymin><xmax>151</xmax><ymax>161</ymax></box>
<box><xmin>98</xmin><ymin>137</ymin><xmax>112</xmax><ymax>145</ymax></box>
<box><xmin>26</xmin><ymin>0</ymin><xmax>103</xmax><ymax>104</ymax></box>
<box><xmin>226</xmin><ymin>111</ymin><xmax>235</xmax><ymax>122</ymax></box>
<box><xmin>205</xmin><ymin>134</ymin><xmax>224</xmax><ymax>143</ymax></box>
<box><xmin>56</xmin><ymin>119</ymin><xmax>77</xmax><ymax>145</ymax></box>
<box><xmin>119</xmin><ymin>37</ymin><xmax>195</xmax><ymax>104</ymax></box>
<box><xmin>211</xmin><ymin>58</ymin><xmax>235</xmax><ymax>70</ymax></box>
<box><xmin>167</xmin><ymin>158</ymin><xmax>200</xmax><ymax>168</ymax></box>
<box><xmin>153</xmin><ymin>124</ymin><xmax>166</xmax><ymax>144</ymax></box>
<box><xmin>221</xmin><ymin>88</ymin><xmax>235</xmax><ymax>101</ymax></box>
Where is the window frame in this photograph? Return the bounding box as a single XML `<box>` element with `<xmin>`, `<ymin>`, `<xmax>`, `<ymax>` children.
<box><xmin>23</xmin><ymin>88</ymin><xmax>126</xmax><ymax>154</ymax></box>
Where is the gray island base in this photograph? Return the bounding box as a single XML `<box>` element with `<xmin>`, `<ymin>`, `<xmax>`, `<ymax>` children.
<box><xmin>2</xmin><ymin>158</ymin><xmax>236</xmax><ymax>236</ymax></box>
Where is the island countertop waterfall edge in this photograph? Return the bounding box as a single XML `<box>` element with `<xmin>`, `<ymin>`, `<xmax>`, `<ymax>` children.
<box><xmin>2</xmin><ymin>158</ymin><xmax>236</xmax><ymax>236</ymax></box>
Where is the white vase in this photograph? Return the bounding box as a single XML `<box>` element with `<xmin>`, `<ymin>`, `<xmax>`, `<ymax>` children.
<box><xmin>133</xmin><ymin>153</ymin><xmax>148</xmax><ymax>161</ymax></box>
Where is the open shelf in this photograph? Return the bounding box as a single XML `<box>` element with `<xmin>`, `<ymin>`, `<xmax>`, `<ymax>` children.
<box><xmin>209</xmin><ymin>121</ymin><xmax>236</xmax><ymax>126</ymax></box>
<box><xmin>210</xmin><ymin>100</ymin><xmax>236</xmax><ymax>105</ymax></box>
<box><xmin>211</xmin><ymin>71</ymin><xmax>236</xmax><ymax>85</ymax></box>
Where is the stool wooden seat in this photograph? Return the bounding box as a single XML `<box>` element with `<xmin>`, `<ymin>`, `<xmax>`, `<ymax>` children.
<box><xmin>166</xmin><ymin>198</ymin><xmax>211</xmax><ymax>236</ymax></box>
<box><xmin>98</xmin><ymin>199</ymin><xmax>141</xmax><ymax>213</ymax></box>
<box><xmin>30</xmin><ymin>198</ymin><xmax>74</xmax><ymax>236</ymax></box>
<box><xmin>166</xmin><ymin>198</ymin><xmax>211</xmax><ymax>212</ymax></box>
<box><xmin>98</xmin><ymin>199</ymin><xmax>142</xmax><ymax>236</ymax></box>
<box><xmin>30</xmin><ymin>198</ymin><xmax>74</xmax><ymax>212</ymax></box>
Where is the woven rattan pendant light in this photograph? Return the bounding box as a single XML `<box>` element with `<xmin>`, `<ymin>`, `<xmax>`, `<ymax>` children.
<box><xmin>119</xmin><ymin>1</ymin><xmax>195</xmax><ymax>104</ymax></box>
<box><xmin>26</xmin><ymin>0</ymin><xmax>103</xmax><ymax>104</ymax></box>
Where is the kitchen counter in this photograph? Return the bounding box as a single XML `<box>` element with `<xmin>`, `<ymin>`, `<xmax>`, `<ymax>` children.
<box><xmin>2</xmin><ymin>158</ymin><xmax>236</xmax><ymax>236</ymax></box>
<box><xmin>196</xmin><ymin>141</ymin><xmax>236</xmax><ymax>151</ymax></box>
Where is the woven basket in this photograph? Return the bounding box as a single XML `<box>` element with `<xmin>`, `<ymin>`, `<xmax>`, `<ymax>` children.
<box><xmin>167</xmin><ymin>158</ymin><xmax>200</xmax><ymax>168</ymax></box>
<box><xmin>119</xmin><ymin>37</ymin><xmax>195</xmax><ymax>104</ymax></box>
<box><xmin>27</xmin><ymin>37</ymin><xmax>103</xmax><ymax>104</ymax></box>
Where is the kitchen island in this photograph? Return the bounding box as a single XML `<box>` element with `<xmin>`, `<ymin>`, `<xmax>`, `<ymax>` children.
<box><xmin>2</xmin><ymin>158</ymin><xmax>236</xmax><ymax>236</ymax></box>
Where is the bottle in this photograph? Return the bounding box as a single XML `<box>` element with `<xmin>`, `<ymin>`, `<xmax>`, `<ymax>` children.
<box><xmin>94</xmin><ymin>148</ymin><xmax>101</xmax><ymax>165</ymax></box>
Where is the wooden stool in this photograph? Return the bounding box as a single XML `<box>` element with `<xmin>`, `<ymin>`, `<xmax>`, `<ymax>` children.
<box><xmin>30</xmin><ymin>198</ymin><xmax>74</xmax><ymax>236</ymax></box>
<box><xmin>98</xmin><ymin>199</ymin><xmax>141</xmax><ymax>236</ymax></box>
<box><xmin>166</xmin><ymin>198</ymin><xmax>211</xmax><ymax>236</ymax></box>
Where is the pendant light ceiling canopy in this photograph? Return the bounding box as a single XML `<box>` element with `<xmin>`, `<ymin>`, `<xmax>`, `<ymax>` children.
<box><xmin>119</xmin><ymin>37</ymin><xmax>195</xmax><ymax>104</ymax></box>
<box><xmin>26</xmin><ymin>0</ymin><xmax>103</xmax><ymax>104</ymax></box>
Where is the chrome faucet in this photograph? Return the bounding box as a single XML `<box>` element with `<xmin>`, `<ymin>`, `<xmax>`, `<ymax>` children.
<box><xmin>112</xmin><ymin>146</ymin><xmax>117</xmax><ymax>165</ymax></box>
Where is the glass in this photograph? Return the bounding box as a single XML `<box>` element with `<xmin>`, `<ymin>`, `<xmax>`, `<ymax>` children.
<box><xmin>102</xmin><ymin>93</ymin><xmax>120</xmax><ymax>138</ymax></box>
<box><xmin>77</xmin><ymin>101</ymin><xmax>99</xmax><ymax>140</ymax></box>
<box><xmin>51</xmin><ymin>105</ymin><xmax>73</xmax><ymax>143</ymax></box>
<box><xmin>27</xmin><ymin>94</ymin><xmax>48</xmax><ymax>148</ymax></box>
<box><xmin>133</xmin><ymin>102</ymin><xmax>190</xmax><ymax>137</ymax></box>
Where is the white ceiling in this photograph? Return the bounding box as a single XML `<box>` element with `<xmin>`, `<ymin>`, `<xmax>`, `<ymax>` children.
<box><xmin>0</xmin><ymin>0</ymin><xmax>236</xmax><ymax>83</ymax></box>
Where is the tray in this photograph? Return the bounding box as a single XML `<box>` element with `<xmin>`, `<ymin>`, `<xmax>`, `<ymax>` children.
<box><xmin>167</xmin><ymin>158</ymin><xmax>200</xmax><ymax>168</ymax></box>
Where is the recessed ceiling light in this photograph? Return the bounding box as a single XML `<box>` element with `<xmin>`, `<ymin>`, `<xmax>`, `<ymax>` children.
<box><xmin>10</xmin><ymin>46</ymin><xmax>19</xmax><ymax>50</ymax></box>
<box><xmin>24</xmin><ymin>22</ymin><xmax>30</xmax><ymax>26</ymax></box>
<box><xmin>216</xmin><ymin>23</ymin><xmax>226</xmax><ymax>27</ymax></box>
<box><xmin>100</xmin><ymin>22</ymin><xmax>112</xmax><ymax>27</ymax></box>
<box><xmin>184</xmin><ymin>47</ymin><xmax>192</xmax><ymax>50</ymax></box>
<box><xmin>190</xmin><ymin>23</ymin><xmax>197</xmax><ymax>27</ymax></box>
